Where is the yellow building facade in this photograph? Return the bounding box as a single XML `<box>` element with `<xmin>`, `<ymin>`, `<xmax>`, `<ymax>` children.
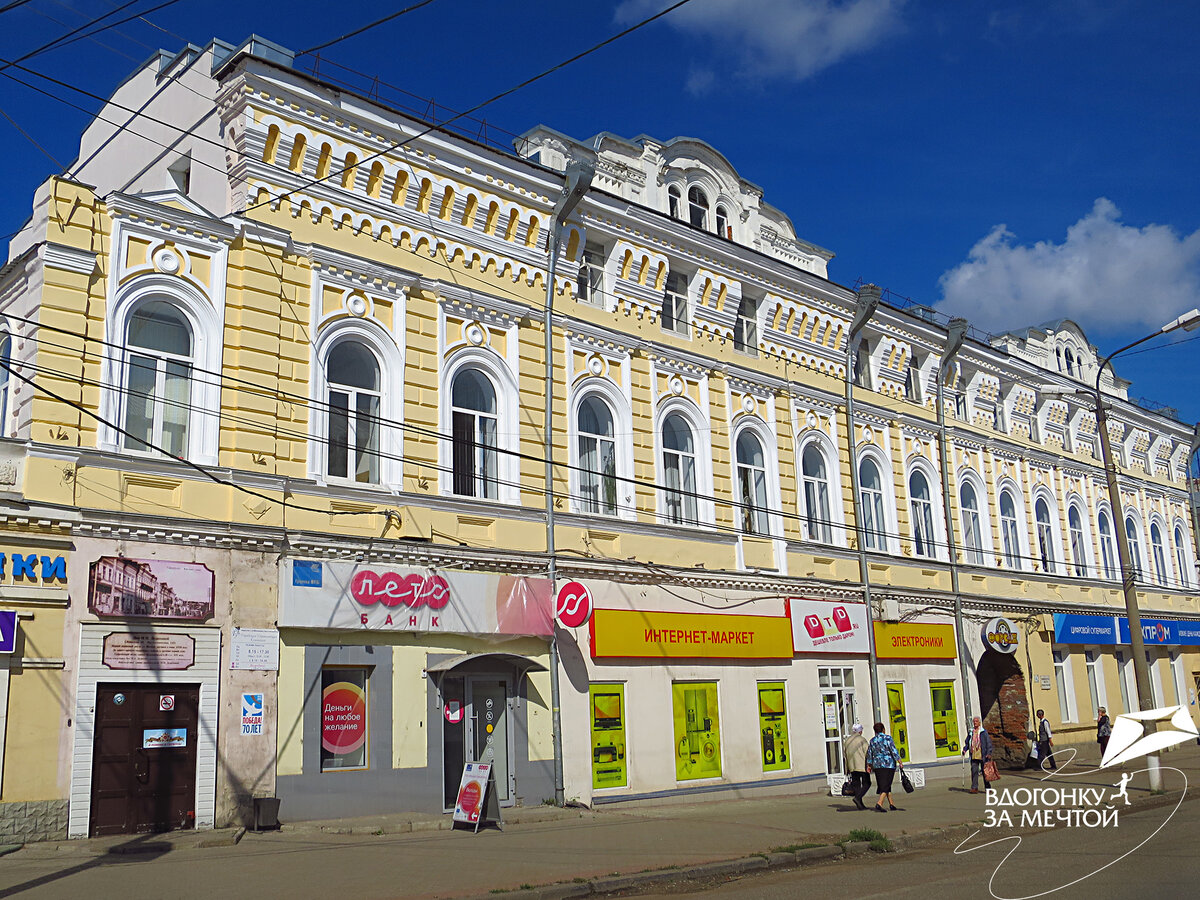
<box><xmin>0</xmin><ymin>36</ymin><xmax>1196</xmax><ymax>838</ymax></box>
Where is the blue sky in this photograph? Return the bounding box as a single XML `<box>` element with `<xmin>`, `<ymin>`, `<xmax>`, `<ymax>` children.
<box><xmin>2</xmin><ymin>0</ymin><xmax>1199</xmax><ymax>427</ymax></box>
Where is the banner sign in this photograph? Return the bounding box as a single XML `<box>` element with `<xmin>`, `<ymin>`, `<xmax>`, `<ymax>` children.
<box><xmin>0</xmin><ymin>610</ymin><xmax>16</xmax><ymax>654</ymax></box>
<box><xmin>789</xmin><ymin>598</ymin><xmax>870</xmax><ymax>654</ymax></box>
<box><xmin>873</xmin><ymin>622</ymin><xmax>957</xmax><ymax>660</ymax></box>
<box><xmin>1054</xmin><ymin>614</ymin><xmax>1200</xmax><ymax>646</ymax></box>
<box><xmin>589</xmin><ymin>608</ymin><xmax>794</xmax><ymax>659</ymax></box>
<box><xmin>280</xmin><ymin>560</ymin><xmax>552</xmax><ymax>637</ymax></box>
<box><xmin>89</xmin><ymin>557</ymin><xmax>214</xmax><ymax>621</ymax></box>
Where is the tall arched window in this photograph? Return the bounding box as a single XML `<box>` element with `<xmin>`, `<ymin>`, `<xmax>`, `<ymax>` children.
<box><xmin>735</xmin><ymin>430</ymin><xmax>768</xmax><ymax>535</ymax></box>
<box><xmin>662</xmin><ymin>412</ymin><xmax>697</xmax><ymax>524</ymax></box>
<box><xmin>687</xmin><ymin>186</ymin><xmax>709</xmax><ymax>230</ymax></box>
<box><xmin>802</xmin><ymin>444</ymin><xmax>832</xmax><ymax>543</ymax></box>
<box><xmin>1035</xmin><ymin>498</ymin><xmax>1056</xmax><ymax>573</ymax></box>
<box><xmin>909</xmin><ymin>471</ymin><xmax>936</xmax><ymax>558</ymax></box>
<box><xmin>451</xmin><ymin>368</ymin><xmax>498</xmax><ymax>499</ymax></box>
<box><xmin>1125</xmin><ymin>516</ymin><xmax>1144</xmax><ymax>578</ymax></box>
<box><xmin>859</xmin><ymin>458</ymin><xmax>887</xmax><ymax>551</ymax></box>
<box><xmin>960</xmin><ymin>482</ymin><xmax>984</xmax><ymax>565</ymax></box>
<box><xmin>0</xmin><ymin>334</ymin><xmax>10</xmax><ymax>434</ymax></box>
<box><xmin>1150</xmin><ymin>523</ymin><xmax>1168</xmax><ymax>586</ymax></box>
<box><xmin>1098</xmin><ymin>511</ymin><xmax>1117</xmax><ymax>579</ymax></box>
<box><xmin>668</xmin><ymin>185</ymin><xmax>682</xmax><ymax>219</ymax></box>
<box><xmin>715</xmin><ymin>205</ymin><xmax>729</xmax><ymax>238</ymax></box>
<box><xmin>326</xmin><ymin>340</ymin><xmax>380</xmax><ymax>483</ymax></box>
<box><xmin>577</xmin><ymin>395</ymin><xmax>617</xmax><ymax>515</ymax></box>
<box><xmin>123</xmin><ymin>301</ymin><xmax>193</xmax><ymax>457</ymax></box>
<box><xmin>1175</xmin><ymin>526</ymin><xmax>1191</xmax><ymax>588</ymax></box>
<box><xmin>1068</xmin><ymin>506</ymin><xmax>1088</xmax><ymax>577</ymax></box>
<box><xmin>999</xmin><ymin>490</ymin><xmax>1021</xmax><ymax>569</ymax></box>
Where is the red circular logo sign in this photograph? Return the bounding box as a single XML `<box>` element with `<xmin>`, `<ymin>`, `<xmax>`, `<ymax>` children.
<box><xmin>321</xmin><ymin>681</ymin><xmax>367</xmax><ymax>756</ymax></box>
<box><xmin>555</xmin><ymin>581</ymin><xmax>593</xmax><ymax>628</ymax></box>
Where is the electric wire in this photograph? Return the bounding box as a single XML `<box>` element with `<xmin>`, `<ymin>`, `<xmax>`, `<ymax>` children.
<box><xmin>0</xmin><ymin>103</ymin><xmax>64</xmax><ymax>167</ymax></box>
<box><xmin>297</xmin><ymin>0</ymin><xmax>444</xmax><ymax>56</ymax></box>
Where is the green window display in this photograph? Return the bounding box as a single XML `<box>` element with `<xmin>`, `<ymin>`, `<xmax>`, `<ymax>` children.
<box><xmin>672</xmin><ymin>682</ymin><xmax>721</xmax><ymax>780</ymax></box>
<box><xmin>589</xmin><ymin>684</ymin><xmax>627</xmax><ymax>789</ymax></box>
<box><xmin>886</xmin><ymin>683</ymin><xmax>909</xmax><ymax>762</ymax></box>
<box><xmin>929</xmin><ymin>680</ymin><xmax>960</xmax><ymax>758</ymax></box>
<box><xmin>757</xmin><ymin>682</ymin><xmax>790</xmax><ymax>772</ymax></box>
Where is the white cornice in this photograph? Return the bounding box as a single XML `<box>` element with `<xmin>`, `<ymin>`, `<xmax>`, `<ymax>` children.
<box><xmin>40</xmin><ymin>243</ymin><xmax>99</xmax><ymax>276</ymax></box>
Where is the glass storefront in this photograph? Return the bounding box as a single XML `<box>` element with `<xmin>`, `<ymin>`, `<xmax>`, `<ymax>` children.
<box><xmin>672</xmin><ymin>682</ymin><xmax>722</xmax><ymax>780</ymax></box>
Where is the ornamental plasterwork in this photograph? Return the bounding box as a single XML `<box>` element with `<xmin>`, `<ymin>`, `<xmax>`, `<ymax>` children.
<box><xmin>793</xmin><ymin>404</ymin><xmax>838</xmax><ymax>444</ymax></box>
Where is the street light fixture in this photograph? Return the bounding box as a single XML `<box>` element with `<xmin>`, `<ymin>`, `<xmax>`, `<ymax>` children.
<box><xmin>935</xmin><ymin>317</ymin><xmax>974</xmax><ymax>726</ymax></box>
<box><xmin>846</xmin><ymin>284</ymin><xmax>882</xmax><ymax>724</ymax></box>
<box><xmin>1046</xmin><ymin>307</ymin><xmax>1198</xmax><ymax>792</ymax></box>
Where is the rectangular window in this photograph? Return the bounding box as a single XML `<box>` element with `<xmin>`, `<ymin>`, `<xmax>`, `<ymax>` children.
<box><xmin>1085</xmin><ymin>649</ymin><xmax>1105</xmax><ymax>718</ymax></box>
<box><xmin>1170</xmin><ymin>651</ymin><xmax>1187</xmax><ymax>707</ymax></box>
<box><xmin>886</xmin><ymin>682</ymin><xmax>909</xmax><ymax>762</ymax></box>
<box><xmin>662</xmin><ymin>273</ymin><xmax>689</xmax><ymax>336</ymax></box>
<box><xmin>672</xmin><ymin>682</ymin><xmax>721</xmax><ymax>780</ymax></box>
<box><xmin>590</xmin><ymin>684</ymin><xmax>627</xmax><ymax>789</ymax></box>
<box><xmin>757</xmin><ymin>682</ymin><xmax>790</xmax><ymax>772</ymax></box>
<box><xmin>1115</xmin><ymin>650</ymin><xmax>1132</xmax><ymax>713</ymax></box>
<box><xmin>577</xmin><ymin>243</ymin><xmax>606</xmax><ymax>307</ymax></box>
<box><xmin>733</xmin><ymin>295</ymin><xmax>758</xmax><ymax>355</ymax></box>
<box><xmin>1053</xmin><ymin>647</ymin><xmax>1076</xmax><ymax>722</ymax></box>
<box><xmin>1146</xmin><ymin>651</ymin><xmax>1162</xmax><ymax>707</ymax></box>
<box><xmin>321</xmin><ymin>667</ymin><xmax>368</xmax><ymax>771</ymax></box>
<box><xmin>929</xmin><ymin>680</ymin><xmax>960</xmax><ymax>758</ymax></box>
<box><xmin>819</xmin><ymin>666</ymin><xmax>857</xmax><ymax>775</ymax></box>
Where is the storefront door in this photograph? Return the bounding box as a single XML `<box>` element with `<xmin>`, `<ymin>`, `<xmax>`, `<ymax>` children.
<box><xmin>90</xmin><ymin>684</ymin><xmax>200</xmax><ymax>837</ymax></box>
<box><xmin>466</xmin><ymin>677</ymin><xmax>512</xmax><ymax>802</ymax></box>
<box><xmin>819</xmin><ymin>667</ymin><xmax>858</xmax><ymax>774</ymax></box>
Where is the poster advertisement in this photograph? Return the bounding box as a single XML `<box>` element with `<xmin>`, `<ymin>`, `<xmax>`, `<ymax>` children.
<box><xmin>672</xmin><ymin>682</ymin><xmax>721</xmax><ymax>781</ymax></box>
<box><xmin>143</xmin><ymin>727</ymin><xmax>187</xmax><ymax>749</ymax></box>
<box><xmin>790</xmin><ymin>598</ymin><xmax>870</xmax><ymax>654</ymax></box>
<box><xmin>89</xmin><ymin>557</ymin><xmax>214</xmax><ymax>621</ymax></box>
<box><xmin>757</xmin><ymin>682</ymin><xmax>790</xmax><ymax>772</ymax></box>
<box><xmin>929</xmin><ymin>680</ymin><xmax>960</xmax><ymax>757</ymax></box>
<box><xmin>453</xmin><ymin>762</ymin><xmax>492</xmax><ymax>825</ymax></box>
<box><xmin>589</xmin><ymin>684</ymin><xmax>627</xmax><ymax>789</ymax></box>
<box><xmin>321</xmin><ymin>671</ymin><xmax>367</xmax><ymax>770</ymax></box>
<box><xmin>886</xmin><ymin>683</ymin><xmax>909</xmax><ymax>762</ymax></box>
<box><xmin>241</xmin><ymin>693</ymin><xmax>264</xmax><ymax>736</ymax></box>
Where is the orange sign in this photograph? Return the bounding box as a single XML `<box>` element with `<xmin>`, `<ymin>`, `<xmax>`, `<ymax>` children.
<box><xmin>873</xmin><ymin>622</ymin><xmax>957</xmax><ymax>659</ymax></box>
<box><xmin>590</xmin><ymin>609</ymin><xmax>794</xmax><ymax>659</ymax></box>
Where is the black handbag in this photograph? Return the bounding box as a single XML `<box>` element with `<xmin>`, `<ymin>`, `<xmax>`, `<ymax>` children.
<box><xmin>840</xmin><ymin>779</ymin><xmax>856</xmax><ymax>796</ymax></box>
<box><xmin>900</xmin><ymin>770</ymin><xmax>914</xmax><ymax>793</ymax></box>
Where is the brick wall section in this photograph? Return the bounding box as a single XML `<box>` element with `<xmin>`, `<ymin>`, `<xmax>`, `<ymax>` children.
<box><xmin>977</xmin><ymin>650</ymin><xmax>1031</xmax><ymax>767</ymax></box>
<box><xmin>0</xmin><ymin>800</ymin><xmax>69</xmax><ymax>843</ymax></box>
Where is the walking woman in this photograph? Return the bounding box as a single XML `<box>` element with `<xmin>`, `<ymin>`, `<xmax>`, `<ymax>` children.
<box><xmin>1097</xmin><ymin>707</ymin><xmax>1112</xmax><ymax>758</ymax></box>
<box><xmin>866</xmin><ymin>722</ymin><xmax>904</xmax><ymax>812</ymax></box>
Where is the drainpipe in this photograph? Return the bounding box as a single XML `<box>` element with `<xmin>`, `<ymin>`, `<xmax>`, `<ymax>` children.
<box><xmin>1189</xmin><ymin>423</ymin><xmax>1200</xmax><ymax>564</ymax></box>
<box><xmin>935</xmin><ymin>317</ymin><xmax>973</xmax><ymax>727</ymax></box>
<box><xmin>544</xmin><ymin>158</ymin><xmax>595</xmax><ymax>807</ymax></box>
<box><xmin>845</xmin><ymin>284</ymin><xmax>882</xmax><ymax>724</ymax></box>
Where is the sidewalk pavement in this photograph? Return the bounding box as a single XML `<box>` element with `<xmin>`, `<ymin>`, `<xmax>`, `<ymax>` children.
<box><xmin>1</xmin><ymin>741</ymin><xmax>1195</xmax><ymax>900</ymax></box>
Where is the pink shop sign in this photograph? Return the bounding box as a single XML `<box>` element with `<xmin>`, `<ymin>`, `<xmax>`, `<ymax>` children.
<box><xmin>102</xmin><ymin>632</ymin><xmax>196</xmax><ymax>670</ymax></box>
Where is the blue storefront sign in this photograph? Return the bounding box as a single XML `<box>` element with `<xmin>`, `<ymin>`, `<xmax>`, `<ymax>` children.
<box><xmin>292</xmin><ymin>560</ymin><xmax>323</xmax><ymax>587</ymax></box>
<box><xmin>0</xmin><ymin>610</ymin><xmax>16</xmax><ymax>654</ymax></box>
<box><xmin>1054</xmin><ymin>613</ymin><xmax>1200</xmax><ymax>646</ymax></box>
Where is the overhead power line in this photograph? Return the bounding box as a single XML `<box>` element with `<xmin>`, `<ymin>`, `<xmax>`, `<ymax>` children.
<box><xmin>298</xmin><ymin>0</ymin><xmax>444</xmax><ymax>57</ymax></box>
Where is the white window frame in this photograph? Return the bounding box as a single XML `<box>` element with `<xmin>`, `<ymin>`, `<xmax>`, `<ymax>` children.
<box><xmin>1052</xmin><ymin>646</ymin><xmax>1078</xmax><ymax>723</ymax></box>
<box><xmin>1034</xmin><ymin>492</ymin><xmax>1063</xmax><ymax>575</ymax></box>
<box><xmin>1067</xmin><ymin>500</ymin><xmax>1094</xmax><ymax>578</ymax></box>
<box><xmin>957</xmin><ymin>471</ymin><xmax>992</xmax><ymax>567</ymax></box>
<box><xmin>439</xmin><ymin>349</ymin><xmax>520</xmax><ymax>505</ymax></box>
<box><xmin>577</xmin><ymin>242</ymin><xmax>607</xmax><ymax>308</ymax></box>
<box><xmin>655</xmin><ymin>399</ymin><xmax>713</xmax><ymax>527</ymax></box>
<box><xmin>1125</xmin><ymin>515</ymin><xmax>1147</xmax><ymax>581</ymax></box>
<box><xmin>907</xmin><ymin>464</ymin><xmax>943</xmax><ymax>560</ymax></box>
<box><xmin>1149</xmin><ymin>519</ymin><xmax>1170</xmax><ymax>586</ymax></box>
<box><xmin>1084</xmin><ymin>647</ymin><xmax>1107</xmax><ymax>719</ymax></box>
<box><xmin>1145</xmin><ymin>650</ymin><xmax>1164</xmax><ymax>708</ymax></box>
<box><xmin>995</xmin><ymin>481</ymin><xmax>1028</xmax><ymax>571</ymax></box>
<box><xmin>1171</xmin><ymin>650</ymin><xmax>1188</xmax><ymax>707</ymax></box>
<box><xmin>1097</xmin><ymin>507</ymin><xmax>1119</xmax><ymax>580</ymax></box>
<box><xmin>798</xmin><ymin>434</ymin><xmax>843</xmax><ymax>546</ymax></box>
<box><xmin>661</xmin><ymin>271</ymin><xmax>690</xmax><ymax>337</ymax></box>
<box><xmin>569</xmin><ymin>381</ymin><xmax>635</xmax><ymax>519</ymax></box>
<box><xmin>732</xmin><ymin>417</ymin><xmax>780</xmax><ymax>537</ymax></box>
<box><xmin>1173</xmin><ymin>521</ymin><xmax>1193</xmax><ymax>588</ymax></box>
<box><xmin>1114</xmin><ymin>649</ymin><xmax>1133</xmax><ymax>714</ymax></box>
<box><xmin>856</xmin><ymin>447</ymin><xmax>899</xmax><ymax>554</ymax></box>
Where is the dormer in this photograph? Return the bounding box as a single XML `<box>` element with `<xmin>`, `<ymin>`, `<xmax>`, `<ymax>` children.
<box><xmin>990</xmin><ymin>319</ymin><xmax>1130</xmax><ymax>400</ymax></box>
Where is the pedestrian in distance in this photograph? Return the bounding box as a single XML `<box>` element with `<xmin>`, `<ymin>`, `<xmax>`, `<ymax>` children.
<box><xmin>1036</xmin><ymin>709</ymin><xmax>1056</xmax><ymax>770</ymax></box>
<box><xmin>866</xmin><ymin>721</ymin><xmax>904</xmax><ymax>812</ymax></box>
<box><xmin>1097</xmin><ymin>707</ymin><xmax>1112</xmax><ymax>758</ymax></box>
<box><xmin>843</xmin><ymin>723</ymin><xmax>870</xmax><ymax>810</ymax></box>
<box><xmin>963</xmin><ymin>715</ymin><xmax>994</xmax><ymax>793</ymax></box>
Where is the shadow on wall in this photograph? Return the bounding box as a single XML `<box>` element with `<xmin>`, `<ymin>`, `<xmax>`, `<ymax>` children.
<box><xmin>977</xmin><ymin>648</ymin><xmax>1030</xmax><ymax>767</ymax></box>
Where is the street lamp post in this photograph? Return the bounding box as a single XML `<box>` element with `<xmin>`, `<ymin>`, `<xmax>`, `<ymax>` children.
<box><xmin>846</xmin><ymin>284</ymin><xmax>882</xmax><ymax>724</ymax></box>
<box><xmin>1057</xmin><ymin>307</ymin><xmax>1199</xmax><ymax>792</ymax></box>
<box><xmin>543</xmin><ymin>158</ymin><xmax>595</xmax><ymax>806</ymax></box>
<box><xmin>935</xmin><ymin>317</ymin><xmax>975</xmax><ymax>727</ymax></box>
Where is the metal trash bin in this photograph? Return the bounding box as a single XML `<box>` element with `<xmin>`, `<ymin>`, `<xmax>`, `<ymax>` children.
<box><xmin>252</xmin><ymin>797</ymin><xmax>281</xmax><ymax>832</ymax></box>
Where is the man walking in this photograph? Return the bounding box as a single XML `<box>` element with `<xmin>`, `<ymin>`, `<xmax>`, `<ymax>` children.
<box><xmin>963</xmin><ymin>715</ymin><xmax>994</xmax><ymax>793</ymax></box>
<box><xmin>1036</xmin><ymin>709</ymin><xmax>1056</xmax><ymax>770</ymax></box>
<box><xmin>843</xmin><ymin>723</ymin><xmax>870</xmax><ymax>810</ymax></box>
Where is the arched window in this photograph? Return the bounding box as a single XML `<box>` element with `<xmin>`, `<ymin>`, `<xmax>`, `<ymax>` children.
<box><xmin>999</xmin><ymin>490</ymin><xmax>1021</xmax><ymax>569</ymax></box>
<box><xmin>451</xmin><ymin>368</ymin><xmax>498</xmax><ymax>499</ymax></box>
<box><xmin>0</xmin><ymin>334</ymin><xmax>10</xmax><ymax>434</ymax></box>
<box><xmin>1098</xmin><ymin>511</ymin><xmax>1117</xmax><ymax>579</ymax></box>
<box><xmin>801</xmin><ymin>444</ymin><xmax>832</xmax><ymax>543</ymax></box>
<box><xmin>1065</xmin><ymin>350</ymin><xmax>1075</xmax><ymax>376</ymax></box>
<box><xmin>736</xmin><ymin>430</ymin><xmax>769</xmax><ymax>535</ymax></box>
<box><xmin>577</xmin><ymin>395</ymin><xmax>617</xmax><ymax>515</ymax></box>
<box><xmin>326</xmin><ymin>340</ymin><xmax>380</xmax><ymax>483</ymax></box>
<box><xmin>1175</xmin><ymin>526</ymin><xmax>1191</xmax><ymax>588</ymax></box>
<box><xmin>123</xmin><ymin>300</ymin><xmax>193</xmax><ymax>457</ymax></box>
<box><xmin>1035</xmin><ymin>498</ymin><xmax>1057</xmax><ymax>573</ymax></box>
<box><xmin>661</xmin><ymin>412</ymin><xmax>697</xmax><ymax>524</ymax></box>
<box><xmin>715</xmin><ymin>205</ymin><xmax>729</xmax><ymax>238</ymax></box>
<box><xmin>909</xmin><ymin>470</ymin><xmax>936</xmax><ymax>558</ymax></box>
<box><xmin>859</xmin><ymin>458</ymin><xmax>887</xmax><ymax>551</ymax></box>
<box><xmin>1068</xmin><ymin>506</ymin><xmax>1088</xmax><ymax>577</ymax></box>
<box><xmin>960</xmin><ymin>482</ymin><xmax>984</xmax><ymax>565</ymax></box>
<box><xmin>1125</xmin><ymin>516</ymin><xmax>1143</xmax><ymax>578</ymax></box>
<box><xmin>668</xmin><ymin>185</ymin><xmax>682</xmax><ymax>219</ymax></box>
<box><xmin>687</xmin><ymin>186</ymin><xmax>709</xmax><ymax>230</ymax></box>
<box><xmin>1150</xmin><ymin>523</ymin><xmax>1168</xmax><ymax>586</ymax></box>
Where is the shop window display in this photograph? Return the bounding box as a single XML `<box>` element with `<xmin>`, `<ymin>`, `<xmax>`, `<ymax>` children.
<box><xmin>757</xmin><ymin>682</ymin><xmax>790</xmax><ymax>772</ymax></box>
<box><xmin>590</xmin><ymin>684</ymin><xmax>627</xmax><ymax>789</ymax></box>
<box><xmin>672</xmin><ymin>682</ymin><xmax>721</xmax><ymax>780</ymax></box>
<box><xmin>321</xmin><ymin>667</ymin><xmax>369</xmax><ymax>771</ymax></box>
<box><xmin>928</xmin><ymin>680</ymin><xmax>960</xmax><ymax>757</ymax></box>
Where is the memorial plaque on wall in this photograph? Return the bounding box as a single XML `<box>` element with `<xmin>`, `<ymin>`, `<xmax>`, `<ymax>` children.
<box><xmin>102</xmin><ymin>632</ymin><xmax>196</xmax><ymax>670</ymax></box>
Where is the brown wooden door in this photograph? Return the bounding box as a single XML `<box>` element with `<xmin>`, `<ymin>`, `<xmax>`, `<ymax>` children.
<box><xmin>90</xmin><ymin>684</ymin><xmax>200</xmax><ymax>837</ymax></box>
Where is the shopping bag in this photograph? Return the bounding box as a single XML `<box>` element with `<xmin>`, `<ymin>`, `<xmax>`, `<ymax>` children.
<box><xmin>983</xmin><ymin>760</ymin><xmax>1001</xmax><ymax>782</ymax></box>
<box><xmin>901</xmin><ymin>770</ymin><xmax>914</xmax><ymax>793</ymax></box>
<box><xmin>840</xmin><ymin>780</ymin><xmax>856</xmax><ymax>797</ymax></box>
<box><xmin>1031</xmin><ymin>744</ymin><xmax>1039</xmax><ymax>759</ymax></box>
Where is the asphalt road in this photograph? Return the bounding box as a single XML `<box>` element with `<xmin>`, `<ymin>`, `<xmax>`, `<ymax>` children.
<box><xmin>626</xmin><ymin>794</ymin><xmax>1197</xmax><ymax>900</ymax></box>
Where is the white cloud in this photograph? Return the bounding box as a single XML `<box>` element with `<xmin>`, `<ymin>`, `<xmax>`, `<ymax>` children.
<box><xmin>615</xmin><ymin>0</ymin><xmax>905</xmax><ymax>86</ymax></box>
<box><xmin>937</xmin><ymin>199</ymin><xmax>1200</xmax><ymax>335</ymax></box>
